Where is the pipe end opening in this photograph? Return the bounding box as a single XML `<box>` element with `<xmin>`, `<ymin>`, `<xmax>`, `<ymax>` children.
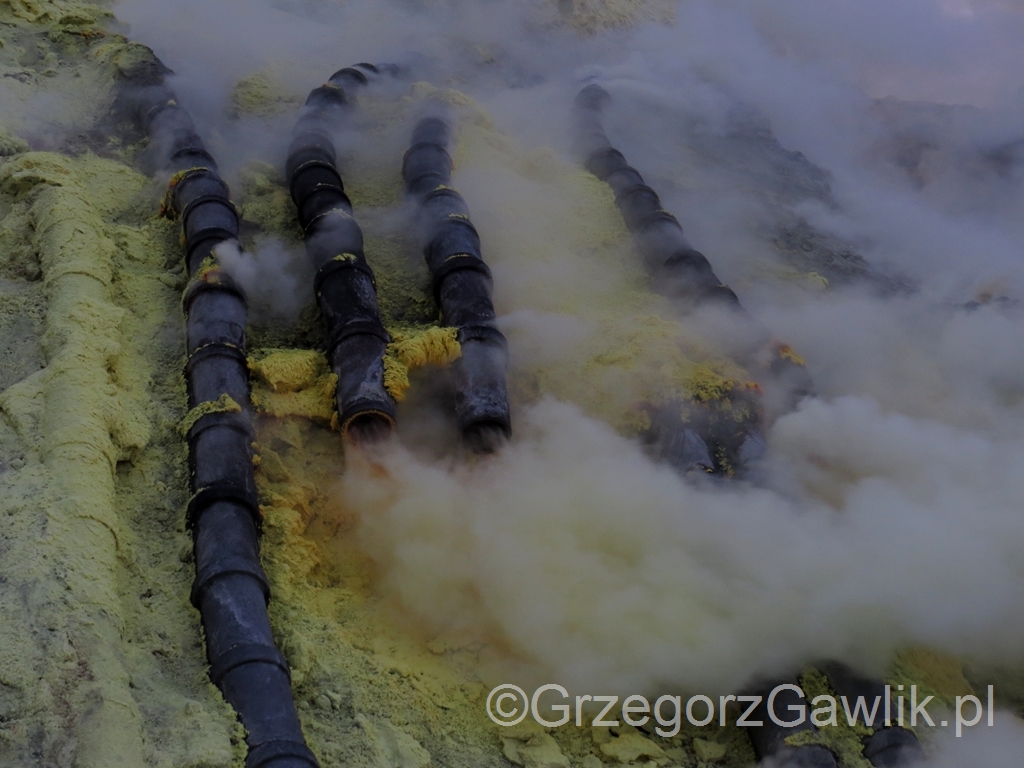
<box><xmin>343</xmin><ymin>412</ymin><xmax>395</xmax><ymax>445</ymax></box>
<box><xmin>462</xmin><ymin>420</ymin><xmax>510</xmax><ymax>455</ymax></box>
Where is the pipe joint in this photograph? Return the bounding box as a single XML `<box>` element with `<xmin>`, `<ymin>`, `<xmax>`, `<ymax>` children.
<box><xmin>187</xmin><ymin>482</ymin><xmax>261</xmax><ymax>532</ymax></box>
<box><xmin>192</xmin><ymin>555</ymin><xmax>270</xmax><ymax>608</ymax></box>
<box><xmin>313</xmin><ymin>254</ymin><xmax>375</xmax><ymax>296</ymax></box>
<box><xmin>584</xmin><ymin>147</ymin><xmax>628</xmax><ymax>180</ymax></box>
<box><xmin>183</xmin><ymin>268</ymin><xmax>247</xmax><ymax>315</ymax></box>
<box><xmin>325</xmin><ymin>318</ymin><xmax>391</xmax><ymax>356</ymax></box>
<box><xmin>302</xmin><ymin>83</ymin><xmax>347</xmax><ymax>112</ymax></box>
<box><xmin>402</xmin><ymin>142</ymin><xmax>453</xmax><ymax>193</ymax></box>
<box><xmin>245</xmin><ymin>740</ymin><xmax>320</xmax><ymax>768</ymax></box>
<box><xmin>209</xmin><ymin>643</ymin><xmax>290</xmax><ymax>686</ymax></box>
<box><xmin>185</xmin><ymin>341</ymin><xmax>249</xmax><ymax>374</ymax></box>
<box><xmin>574</xmin><ymin>83</ymin><xmax>612</xmax><ymax>112</ymax></box>
<box><xmin>457</xmin><ymin>323</ymin><xmax>507</xmax><ymax>350</ymax></box>
<box><xmin>431</xmin><ymin>254</ymin><xmax>492</xmax><ymax>302</ymax></box>
<box><xmin>425</xmin><ymin>217</ymin><xmax>483</xmax><ymax>272</ymax></box>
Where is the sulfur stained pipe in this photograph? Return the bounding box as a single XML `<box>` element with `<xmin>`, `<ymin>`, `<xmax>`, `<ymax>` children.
<box><xmin>286</xmin><ymin>67</ymin><xmax>398</xmax><ymax>443</ymax></box>
<box><xmin>116</xmin><ymin>57</ymin><xmax>318</xmax><ymax>768</ymax></box>
<box><xmin>572</xmin><ymin>83</ymin><xmax>813</xmax><ymax>474</ymax></box>
<box><xmin>402</xmin><ymin>113</ymin><xmax>512</xmax><ymax>453</ymax></box>
<box><xmin>820</xmin><ymin>663</ymin><xmax>924</xmax><ymax>768</ymax></box>
<box><xmin>743</xmin><ymin>666</ymin><xmax>923</xmax><ymax>767</ymax></box>
<box><xmin>574</xmin><ymin>83</ymin><xmax>745</xmax><ymax>309</ymax></box>
<box><xmin>572</xmin><ymin>83</ymin><xmax>812</xmax><ymax>400</ymax></box>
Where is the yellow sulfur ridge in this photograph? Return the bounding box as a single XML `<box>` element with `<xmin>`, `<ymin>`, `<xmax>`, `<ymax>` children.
<box><xmin>383</xmin><ymin>326</ymin><xmax>462</xmax><ymax>402</ymax></box>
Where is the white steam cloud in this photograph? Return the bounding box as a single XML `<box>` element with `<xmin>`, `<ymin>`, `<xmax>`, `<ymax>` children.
<box><xmin>215</xmin><ymin>239</ymin><xmax>313</xmax><ymax>321</ymax></box>
<box><xmin>347</xmin><ymin>393</ymin><xmax>1024</xmax><ymax>694</ymax></box>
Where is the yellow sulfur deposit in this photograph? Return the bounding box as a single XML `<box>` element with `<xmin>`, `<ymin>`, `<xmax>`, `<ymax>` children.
<box><xmin>0</xmin><ymin>149</ymin><xmax>242</xmax><ymax>766</ymax></box>
<box><xmin>778</xmin><ymin>343</ymin><xmax>808</xmax><ymax>367</ymax></box>
<box><xmin>383</xmin><ymin>326</ymin><xmax>462</xmax><ymax>402</ymax></box>
<box><xmin>547</xmin><ymin>0</ymin><xmax>675</xmax><ymax>34</ymax></box>
<box><xmin>888</xmin><ymin>648</ymin><xmax>975</xmax><ymax>709</ymax></box>
<box><xmin>160</xmin><ymin>167</ymin><xmax>210</xmax><ymax>219</ymax></box>
<box><xmin>230</xmin><ymin>69</ymin><xmax>303</xmax><ymax>117</ymax></box>
<box><xmin>785</xmin><ymin>668</ymin><xmax>874</xmax><ymax>768</ymax></box>
<box><xmin>249</xmin><ymin>348</ymin><xmax>339</xmax><ymax>423</ymax></box>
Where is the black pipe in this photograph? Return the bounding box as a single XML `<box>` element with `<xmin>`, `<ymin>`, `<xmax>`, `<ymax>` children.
<box><xmin>746</xmin><ymin>667</ymin><xmax>923</xmax><ymax>768</ymax></box>
<box><xmin>286</xmin><ymin>70</ymin><xmax>397</xmax><ymax>443</ymax></box>
<box><xmin>116</xmin><ymin>63</ymin><xmax>318</xmax><ymax>768</ymax></box>
<box><xmin>574</xmin><ymin>84</ymin><xmax>744</xmax><ymax>309</ymax></box>
<box><xmin>821</xmin><ymin>663</ymin><xmax>924</xmax><ymax>768</ymax></box>
<box><xmin>746</xmin><ymin>682</ymin><xmax>839</xmax><ymax>768</ymax></box>
<box><xmin>573</xmin><ymin>83</ymin><xmax>815</xmax><ymax>474</ymax></box>
<box><xmin>572</xmin><ymin>83</ymin><xmax>751</xmax><ymax>474</ymax></box>
<box><xmin>402</xmin><ymin>113</ymin><xmax>512</xmax><ymax>453</ymax></box>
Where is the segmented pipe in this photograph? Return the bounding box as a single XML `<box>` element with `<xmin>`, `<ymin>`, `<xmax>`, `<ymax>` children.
<box><xmin>574</xmin><ymin>84</ymin><xmax>744</xmax><ymax>308</ymax></box>
<box><xmin>575</xmin><ymin>86</ymin><xmax>919</xmax><ymax>766</ymax></box>
<box><xmin>119</xmin><ymin>72</ymin><xmax>318</xmax><ymax>768</ymax></box>
<box><xmin>744</xmin><ymin>666</ymin><xmax>923</xmax><ymax>767</ymax></box>
<box><xmin>286</xmin><ymin>68</ymin><xmax>396</xmax><ymax>442</ymax></box>
<box><xmin>572</xmin><ymin>84</ymin><xmax>812</xmax><ymax>395</ymax></box>
<box><xmin>402</xmin><ymin>114</ymin><xmax>512</xmax><ymax>452</ymax></box>
<box><xmin>821</xmin><ymin>663</ymin><xmax>924</xmax><ymax>768</ymax></box>
<box><xmin>746</xmin><ymin>682</ymin><xmax>840</xmax><ymax>768</ymax></box>
<box><xmin>573</xmin><ymin>83</ymin><xmax>816</xmax><ymax>474</ymax></box>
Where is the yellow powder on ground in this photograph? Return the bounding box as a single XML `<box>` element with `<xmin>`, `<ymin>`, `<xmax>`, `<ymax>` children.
<box><xmin>546</xmin><ymin>0</ymin><xmax>675</xmax><ymax>34</ymax></box>
<box><xmin>889</xmin><ymin>648</ymin><xmax>975</xmax><ymax>707</ymax></box>
<box><xmin>230</xmin><ymin>69</ymin><xmax>303</xmax><ymax>117</ymax></box>
<box><xmin>0</xmin><ymin>150</ymin><xmax>241</xmax><ymax>767</ymax></box>
<box><xmin>251</xmin><ymin>416</ymin><xmax>521</xmax><ymax>767</ymax></box>
<box><xmin>785</xmin><ymin>668</ymin><xmax>873</xmax><ymax>768</ymax></box>
<box><xmin>237</xmin><ymin>161</ymin><xmax>303</xmax><ymax>237</ymax></box>
<box><xmin>250</xmin><ymin>348</ymin><xmax>327</xmax><ymax>393</ymax></box>
<box><xmin>408</xmin><ymin>82</ymin><xmax>495</xmax><ymax>130</ymax></box>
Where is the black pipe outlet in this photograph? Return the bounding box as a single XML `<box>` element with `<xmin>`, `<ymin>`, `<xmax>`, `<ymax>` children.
<box><xmin>572</xmin><ymin>83</ymin><xmax>816</xmax><ymax>474</ymax></box>
<box><xmin>118</xmin><ymin>60</ymin><xmax>318</xmax><ymax>768</ymax></box>
<box><xmin>746</xmin><ymin>682</ymin><xmax>839</xmax><ymax>768</ymax></box>
<box><xmin>287</xmin><ymin>74</ymin><xmax>396</xmax><ymax>441</ymax></box>
<box><xmin>402</xmin><ymin>114</ymin><xmax>512</xmax><ymax>451</ymax></box>
<box><xmin>821</xmin><ymin>663</ymin><xmax>924</xmax><ymax>768</ymax></box>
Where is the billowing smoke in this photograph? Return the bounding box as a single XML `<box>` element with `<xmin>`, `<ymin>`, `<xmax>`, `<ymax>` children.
<box><xmin>215</xmin><ymin>239</ymin><xmax>313</xmax><ymax>321</ymax></box>
<box><xmin>115</xmin><ymin>0</ymin><xmax>1024</xmax><ymax>758</ymax></box>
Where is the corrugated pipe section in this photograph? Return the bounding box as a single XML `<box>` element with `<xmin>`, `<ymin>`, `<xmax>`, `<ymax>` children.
<box><xmin>573</xmin><ymin>82</ymin><xmax>921</xmax><ymax>767</ymax></box>
<box><xmin>115</xmin><ymin>57</ymin><xmax>318</xmax><ymax>768</ymax></box>
<box><xmin>286</xmin><ymin>64</ymin><xmax>397</xmax><ymax>443</ymax></box>
<box><xmin>402</xmin><ymin>113</ymin><xmax>512</xmax><ymax>453</ymax></box>
<box><xmin>572</xmin><ymin>83</ymin><xmax>815</xmax><ymax>474</ymax></box>
<box><xmin>574</xmin><ymin>83</ymin><xmax>744</xmax><ymax>309</ymax></box>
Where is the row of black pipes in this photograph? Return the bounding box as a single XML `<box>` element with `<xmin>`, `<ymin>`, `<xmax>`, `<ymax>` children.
<box><xmin>117</xmin><ymin>52</ymin><xmax>920</xmax><ymax>767</ymax></box>
<box><xmin>285</xmin><ymin>64</ymin><xmax>512</xmax><ymax>451</ymax></box>
<box><xmin>116</xmin><ymin>58</ymin><xmax>511</xmax><ymax>767</ymax></box>
<box><xmin>574</xmin><ymin>83</ymin><xmax>923</xmax><ymax>768</ymax></box>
